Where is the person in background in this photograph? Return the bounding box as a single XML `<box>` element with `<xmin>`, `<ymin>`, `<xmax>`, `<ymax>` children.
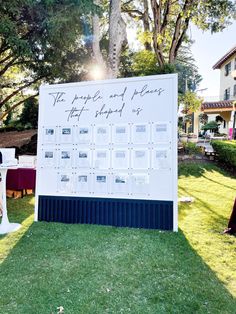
<box><xmin>0</xmin><ymin>172</ymin><xmax>2</xmax><ymax>217</ymax></box>
<box><xmin>224</xmin><ymin>198</ymin><xmax>236</xmax><ymax>234</ymax></box>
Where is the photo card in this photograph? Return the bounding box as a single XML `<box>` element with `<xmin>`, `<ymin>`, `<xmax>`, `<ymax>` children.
<box><xmin>44</xmin><ymin>127</ymin><xmax>56</xmax><ymax>143</ymax></box>
<box><xmin>152</xmin><ymin>122</ymin><xmax>169</xmax><ymax>143</ymax></box>
<box><xmin>112</xmin><ymin>124</ymin><xmax>129</xmax><ymax>144</ymax></box>
<box><xmin>58</xmin><ymin>147</ymin><xmax>73</xmax><ymax>168</ymax></box>
<box><xmin>77</xmin><ymin>126</ymin><xmax>91</xmax><ymax>144</ymax></box>
<box><xmin>152</xmin><ymin>149</ymin><xmax>170</xmax><ymax>170</ymax></box>
<box><xmin>93</xmin><ymin>150</ymin><xmax>110</xmax><ymax>169</ymax></box>
<box><xmin>132</xmin><ymin>124</ymin><xmax>150</xmax><ymax>144</ymax></box>
<box><xmin>112</xmin><ymin>149</ymin><xmax>129</xmax><ymax>169</ymax></box>
<box><xmin>94</xmin><ymin>125</ymin><xmax>110</xmax><ymax>145</ymax></box>
<box><xmin>132</xmin><ymin>149</ymin><xmax>149</xmax><ymax>169</ymax></box>
<box><xmin>60</xmin><ymin>126</ymin><xmax>73</xmax><ymax>143</ymax></box>
<box><xmin>75</xmin><ymin>150</ymin><xmax>91</xmax><ymax>168</ymax></box>
<box><xmin>41</xmin><ymin>148</ymin><xmax>56</xmax><ymax>167</ymax></box>
<box><xmin>113</xmin><ymin>173</ymin><xmax>129</xmax><ymax>194</ymax></box>
<box><xmin>94</xmin><ymin>173</ymin><xmax>109</xmax><ymax>194</ymax></box>
<box><xmin>131</xmin><ymin>174</ymin><xmax>149</xmax><ymax>195</ymax></box>
<box><xmin>57</xmin><ymin>173</ymin><xmax>73</xmax><ymax>194</ymax></box>
<box><xmin>75</xmin><ymin>173</ymin><xmax>90</xmax><ymax>193</ymax></box>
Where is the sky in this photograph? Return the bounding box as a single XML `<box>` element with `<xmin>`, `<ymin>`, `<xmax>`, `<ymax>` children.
<box><xmin>190</xmin><ymin>21</ymin><xmax>236</xmax><ymax>101</ymax></box>
<box><xmin>127</xmin><ymin>20</ymin><xmax>236</xmax><ymax>102</ymax></box>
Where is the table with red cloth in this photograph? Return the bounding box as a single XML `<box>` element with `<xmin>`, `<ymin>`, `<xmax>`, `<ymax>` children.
<box><xmin>6</xmin><ymin>168</ymin><xmax>36</xmax><ymax>197</ymax></box>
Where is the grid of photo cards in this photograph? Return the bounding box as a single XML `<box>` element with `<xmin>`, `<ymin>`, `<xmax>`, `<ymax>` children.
<box><xmin>40</xmin><ymin>122</ymin><xmax>172</xmax><ymax>196</ymax></box>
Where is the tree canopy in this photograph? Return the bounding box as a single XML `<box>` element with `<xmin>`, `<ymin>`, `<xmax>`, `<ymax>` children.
<box><xmin>0</xmin><ymin>0</ymin><xmax>236</xmax><ymax>120</ymax></box>
<box><xmin>0</xmin><ymin>0</ymin><xmax>95</xmax><ymax>119</ymax></box>
<box><xmin>123</xmin><ymin>0</ymin><xmax>236</xmax><ymax>67</ymax></box>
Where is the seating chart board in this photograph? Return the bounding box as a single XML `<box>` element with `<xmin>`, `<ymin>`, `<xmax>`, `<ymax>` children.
<box><xmin>36</xmin><ymin>74</ymin><xmax>178</xmax><ymax>231</ymax></box>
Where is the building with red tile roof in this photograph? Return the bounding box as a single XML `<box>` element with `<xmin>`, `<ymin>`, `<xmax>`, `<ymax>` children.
<box><xmin>201</xmin><ymin>46</ymin><xmax>236</xmax><ymax>138</ymax></box>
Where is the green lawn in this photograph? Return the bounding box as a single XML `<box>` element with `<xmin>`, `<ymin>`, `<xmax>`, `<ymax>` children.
<box><xmin>0</xmin><ymin>162</ymin><xmax>236</xmax><ymax>313</ymax></box>
<box><xmin>178</xmin><ymin>162</ymin><xmax>236</xmax><ymax>299</ymax></box>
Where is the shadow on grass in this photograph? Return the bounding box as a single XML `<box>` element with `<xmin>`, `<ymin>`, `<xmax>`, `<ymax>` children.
<box><xmin>178</xmin><ymin>161</ymin><xmax>233</xmax><ymax>179</ymax></box>
<box><xmin>201</xmin><ymin>174</ymin><xmax>236</xmax><ymax>191</ymax></box>
<box><xmin>2</xmin><ymin>196</ymin><xmax>34</xmax><ymax>224</ymax></box>
<box><xmin>0</xmin><ymin>196</ymin><xmax>34</xmax><ymax>240</ymax></box>
<box><xmin>0</xmin><ymin>222</ymin><xmax>236</xmax><ymax>313</ymax></box>
<box><xmin>178</xmin><ymin>186</ymin><xmax>228</xmax><ymax>227</ymax></box>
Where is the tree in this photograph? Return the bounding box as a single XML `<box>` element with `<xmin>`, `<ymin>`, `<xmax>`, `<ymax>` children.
<box><xmin>201</xmin><ymin>120</ymin><xmax>219</xmax><ymax>133</ymax></box>
<box><xmin>123</xmin><ymin>0</ymin><xmax>236</xmax><ymax>67</ymax></box>
<box><xmin>92</xmin><ymin>0</ymin><xmax>127</xmax><ymax>79</ymax></box>
<box><xmin>2</xmin><ymin>0</ymin><xmax>234</xmax><ymax>121</ymax></box>
<box><xmin>175</xmin><ymin>45</ymin><xmax>202</xmax><ymax>94</ymax></box>
<box><xmin>2</xmin><ymin>103</ymin><xmax>13</xmax><ymax>126</ymax></box>
<box><xmin>151</xmin><ymin>0</ymin><xmax>236</xmax><ymax>66</ymax></box>
<box><xmin>130</xmin><ymin>50</ymin><xmax>175</xmax><ymax>76</ymax></box>
<box><xmin>119</xmin><ymin>43</ymin><xmax>202</xmax><ymax>95</ymax></box>
<box><xmin>0</xmin><ymin>0</ymin><xmax>95</xmax><ymax>120</ymax></box>
<box><xmin>180</xmin><ymin>91</ymin><xmax>202</xmax><ymax>114</ymax></box>
<box><xmin>123</xmin><ymin>0</ymin><xmax>152</xmax><ymax>51</ymax></box>
<box><xmin>199</xmin><ymin>113</ymin><xmax>208</xmax><ymax>125</ymax></box>
<box><xmin>19</xmin><ymin>98</ymin><xmax>38</xmax><ymax>129</ymax></box>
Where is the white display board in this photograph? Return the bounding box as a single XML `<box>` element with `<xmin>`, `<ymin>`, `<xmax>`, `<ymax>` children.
<box><xmin>36</xmin><ymin>74</ymin><xmax>178</xmax><ymax>230</ymax></box>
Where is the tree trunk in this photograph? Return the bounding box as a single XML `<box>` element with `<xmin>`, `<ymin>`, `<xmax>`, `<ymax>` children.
<box><xmin>92</xmin><ymin>15</ymin><xmax>104</xmax><ymax>66</ymax></box>
<box><xmin>168</xmin><ymin>0</ymin><xmax>193</xmax><ymax>64</ymax></box>
<box><xmin>143</xmin><ymin>0</ymin><xmax>152</xmax><ymax>51</ymax></box>
<box><xmin>92</xmin><ymin>0</ymin><xmax>107</xmax><ymax>78</ymax></box>
<box><xmin>91</xmin><ymin>0</ymin><xmax>127</xmax><ymax>79</ymax></box>
<box><xmin>150</xmin><ymin>0</ymin><xmax>165</xmax><ymax>67</ymax></box>
<box><xmin>108</xmin><ymin>0</ymin><xmax>127</xmax><ymax>78</ymax></box>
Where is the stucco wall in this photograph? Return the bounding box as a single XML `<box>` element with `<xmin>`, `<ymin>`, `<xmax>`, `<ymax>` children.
<box><xmin>219</xmin><ymin>53</ymin><xmax>236</xmax><ymax>100</ymax></box>
<box><xmin>207</xmin><ymin>112</ymin><xmax>234</xmax><ymax>134</ymax></box>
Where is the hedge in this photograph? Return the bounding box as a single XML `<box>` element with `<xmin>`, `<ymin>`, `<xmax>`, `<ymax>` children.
<box><xmin>211</xmin><ymin>140</ymin><xmax>236</xmax><ymax>167</ymax></box>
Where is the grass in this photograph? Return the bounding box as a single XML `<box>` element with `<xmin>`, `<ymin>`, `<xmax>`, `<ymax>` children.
<box><xmin>0</xmin><ymin>162</ymin><xmax>235</xmax><ymax>313</ymax></box>
<box><xmin>223</xmin><ymin>140</ymin><xmax>236</xmax><ymax>146</ymax></box>
<box><xmin>178</xmin><ymin>162</ymin><xmax>236</xmax><ymax>298</ymax></box>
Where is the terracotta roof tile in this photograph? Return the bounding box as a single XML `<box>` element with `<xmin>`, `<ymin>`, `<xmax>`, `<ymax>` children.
<box><xmin>201</xmin><ymin>100</ymin><xmax>234</xmax><ymax>110</ymax></box>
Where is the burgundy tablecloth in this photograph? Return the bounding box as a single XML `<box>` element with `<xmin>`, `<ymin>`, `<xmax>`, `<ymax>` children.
<box><xmin>6</xmin><ymin>168</ymin><xmax>36</xmax><ymax>191</ymax></box>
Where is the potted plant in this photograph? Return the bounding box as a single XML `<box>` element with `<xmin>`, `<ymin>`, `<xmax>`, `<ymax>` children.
<box><xmin>187</xmin><ymin>133</ymin><xmax>198</xmax><ymax>143</ymax></box>
<box><xmin>179</xmin><ymin>132</ymin><xmax>188</xmax><ymax>143</ymax></box>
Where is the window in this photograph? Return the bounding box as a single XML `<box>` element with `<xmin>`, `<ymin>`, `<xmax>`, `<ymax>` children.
<box><xmin>234</xmin><ymin>84</ymin><xmax>236</xmax><ymax>97</ymax></box>
<box><xmin>224</xmin><ymin>88</ymin><xmax>230</xmax><ymax>100</ymax></box>
<box><xmin>225</xmin><ymin>62</ymin><xmax>231</xmax><ymax>76</ymax></box>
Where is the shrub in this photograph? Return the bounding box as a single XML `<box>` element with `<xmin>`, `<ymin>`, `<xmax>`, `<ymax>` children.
<box><xmin>0</xmin><ymin>125</ymin><xmax>17</xmax><ymax>132</ymax></box>
<box><xmin>211</xmin><ymin>140</ymin><xmax>236</xmax><ymax>167</ymax></box>
<box><xmin>19</xmin><ymin>98</ymin><xmax>38</xmax><ymax>129</ymax></box>
<box><xmin>183</xmin><ymin>142</ymin><xmax>201</xmax><ymax>155</ymax></box>
<box><xmin>201</xmin><ymin>121</ymin><xmax>219</xmax><ymax>132</ymax></box>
